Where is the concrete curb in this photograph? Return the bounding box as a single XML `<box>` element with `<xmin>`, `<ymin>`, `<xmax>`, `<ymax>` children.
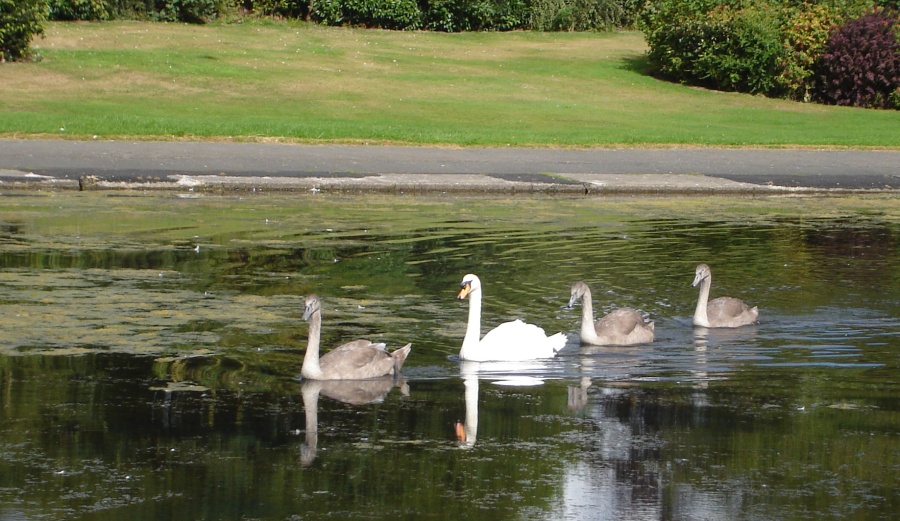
<box><xmin>0</xmin><ymin>170</ymin><xmax>807</xmax><ymax>194</ymax></box>
<box><xmin>2</xmin><ymin>140</ymin><xmax>899</xmax><ymax>194</ymax></box>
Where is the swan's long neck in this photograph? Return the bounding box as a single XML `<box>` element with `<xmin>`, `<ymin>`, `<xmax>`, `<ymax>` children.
<box><xmin>460</xmin><ymin>289</ymin><xmax>483</xmax><ymax>359</ymax></box>
<box><xmin>693</xmin><ymin>277</ymin><xmax>711</xmax><ymax>327</ymax></box>
<box><xmin>301</xmin><ymin>310</ymin><xmax>325</xmax><ymax>379</ymax></box>
<box><xmin>578</xmin><ymin>289</ymin><xmax>599</xmax><ymax>344</ymax></box>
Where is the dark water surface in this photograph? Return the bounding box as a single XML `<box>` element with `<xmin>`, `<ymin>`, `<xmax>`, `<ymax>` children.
<box><xmin>1</xmin><ymin>192</ymin><xmax>898</xmax><ymax>520</ymax></box>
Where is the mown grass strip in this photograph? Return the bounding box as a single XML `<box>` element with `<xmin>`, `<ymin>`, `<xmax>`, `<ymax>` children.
<box><xmin>1</xmin><ymin>21</ymin><xmax>898</xmax><ymax>148</ymax></box>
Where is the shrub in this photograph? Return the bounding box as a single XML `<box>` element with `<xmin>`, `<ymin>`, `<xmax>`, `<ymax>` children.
<box><xmin>491</xmin><ymin>0</ymin><xmax>530</xmax><ymax>29</ymax></box>
<box><xmin>640</xmin><ymin>0</ymin><xmax>726</xmax><ymax>84</ymax></box>
<box><xmin>310</xmin><ymin>0</ymin><xmax>344</xmax><ymax>24</ymax></box>
<box><xmin>341</xmin><ymin>0</ymin><xmax>421</xmax><ymax>29</ymax></box>
<box><xmin>421</xmin><ymin>0</ymin><xmax>528</xmax><ymax>31</ymax></box>
<box><xmin>48</xmin><ymin>0</ymin><xmax>112</xmax><ymax>20</ymax></box>
<box><xmin>153</xmin><ymin>0</ymin><xmax>223</xmax><ymax>23</ymax></box>
<box><xmin>422</xmin><ymin>0</ymin><xmax>492</xmax><ymax>31</ymax></box>
<box><xmin>816</xmin><ymin>9</ymin><xmax>900</xmax><ymax>108</ymax></box>
<box><xmin>639</xmin><ymin>0</ymin><xmax>886</xmax><ymax>98</ymax></box>
<box><xmin>529</xmin><ymin>0</ymin><xmax>624</xmax><ymax>31</ymax></box>
<box><xmin>641</xmin><ymin>0</ymin><xmax>787</xmax><ymax>94</ymax></box>
<box><xmin>251</xmin><ymin>0</ymin><xmax>309</xmax><ymax>18</ymax></box>
<box><xmin>106</xmin><ymin>0</ymin><xmax>158</xmax><ymax>19</ymax></box>
<box><xmin>0</xmin><ymin>0</ymin><xmax>47</xmax><ymax>62</ymax></box>
<box><xmin>694</xmin><ymin>4</ymin><xmax>786</xmax><ymax>94</ymax></box>
<box><xmin>776</xmin><ymin>3</ymin><xmax>845</xmax><ymax>101</ymax></box>
<box><xmin>616</xmin><ymin>0</ymin><xmax>643</xmax><ymax>28</ymax></box>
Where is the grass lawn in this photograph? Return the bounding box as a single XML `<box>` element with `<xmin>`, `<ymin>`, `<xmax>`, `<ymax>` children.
<box><xmin>1</xmin><ymin>20</ymin><xmax>898</xmax><ymax>148</ymax></box>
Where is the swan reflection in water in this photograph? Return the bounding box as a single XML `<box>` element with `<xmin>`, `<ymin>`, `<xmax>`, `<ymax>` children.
<box><xmin>455</xmin><ymin>374</ymin><xmax>479</xmax><ymax>448</ymax></box>
<box><xmin>692</xmin><ymin>324</ymin><xmax>760</xmax><ymax>392</ymax></box>
<box><xmin>567</xmin><ymin>376</ymin><xmax>593</xmax><ymax>412</ymax></box>
<box><xmin>454</xmin><ymin>360</ymin><xmax>550</xmax><ymax>449</ymax></box>
<box><xmin>300</xmin><ymin>377</ymin><xmax>409</xmax><ymax>466</ymax></box>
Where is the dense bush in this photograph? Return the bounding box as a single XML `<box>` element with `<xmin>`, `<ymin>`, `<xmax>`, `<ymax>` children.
<box><xmin>309</xmin><ymin>0</ymin><xmax>344</xmax><ymax>24</ymax></box>
<box><xmin>816</xmin><ymin>9</ymin><xmax>900</xmax><ymax>108</ymax></box>
<box><xmin>335</xmin><ymin>0</ymin><xmax>421</xmax><ymax>29</ymax></box>
<box><xmin>152</xmin><ymin>0</ymin><xmax>223</xmax><ymax>23</ymax></box>
<box><xmin>640</xmin><ymin>0</ymin><xmax>786</xmax><ymax>93</ymax></box>
<box><xmin>48</xmin><ymin>0</ymin><xmax>112</xmax><ymax>20</ymax></box>
<box><xmin>422</xmin><ymin>0</ymin><xmax>493</xmax><ymax>31</ymax></box>
<box><xmin>57</xmin><ymin>0</ymin><xmax>229</xmax><ymax>22</ymax></box>
<box><xmin>616</xmin><ymin>0</ymin><xmax>643</xmax><ymax>28</ymax></box>
<box><xmin>701</xmin><ymin>4</ymin><xmax>785</xmax><ymax>94</ymax></box>
<box><xmin>421</xmin><ymin>0</ymin><xmax>528</xmax><ymax>32</ymax></box>
<box><xmin>529</xmin><ymin>0</ymin><xmax>624</xmax><ymax>31</ymax></box>
<box><xmin>310</xmin><ymin>0</ymin><xmax>422</xmax><ymax>29</ymax></box>
<box><xmin>310</xmin><ymin>0</ymin><xmax>628</xmax><ymax>31</ymax></box>
<box><xmin>639</xmin><ymin>0</ymin><xmax>900</xmax><ymax>107</ymax></box>
<box><xmin>486</xmin><ymin>0</ymin><xmax>531</xmax><ymax>30</ymax></box>
<box><xmin>250</xmin><ymin>0</ymin><xmax>309</xmax><ymax>18</ymax></box>
<box><xmin>25</xmin><ymin>0</ymin><xmax>645</xmax><ymax>30</ymax></box>
<box><xmin>0</xmin><ymin>0</ymin><xmax>47</xmax><ymax>62</ymax></box>
<box><xmin>776</xmin><ymin>3</ymin><xmax>845</xmax><ymax>101</ymax></box>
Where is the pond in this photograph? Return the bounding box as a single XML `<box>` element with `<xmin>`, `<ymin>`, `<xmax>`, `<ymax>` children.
<box><xmin>0</xmin><ymin>191</ymin><xmax>898</xmax><ymax>521</ymax></box>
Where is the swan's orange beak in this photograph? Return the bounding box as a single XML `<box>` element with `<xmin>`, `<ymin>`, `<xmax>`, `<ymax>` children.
<box><xmin>457</xmin><ymin>283</ymin><xmax>471</xmax><ymax>300</ymax></box>
<box><xmin>454</xmin><ymin>421</ymin><xmax>466</xmax><ymax>442</ymax></box>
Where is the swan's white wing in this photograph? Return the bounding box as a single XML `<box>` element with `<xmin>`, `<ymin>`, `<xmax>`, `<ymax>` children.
<box><xmin>474</xmin><ymin>319</ymin><xmax>563</xmax><ymax>361</ymax></box>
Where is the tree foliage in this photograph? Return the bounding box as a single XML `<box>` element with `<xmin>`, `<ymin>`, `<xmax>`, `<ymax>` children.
<box><xmin>0</xmin><ymin>0</ymin><xmax>48</xmax><ymax>62</ymax></box>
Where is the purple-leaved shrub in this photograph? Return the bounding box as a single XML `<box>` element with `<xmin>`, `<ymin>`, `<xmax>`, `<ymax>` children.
<box><xmin>816</xmin><ymin>9</ymin><xmax>900</xmax><ymax>109</ymax></box>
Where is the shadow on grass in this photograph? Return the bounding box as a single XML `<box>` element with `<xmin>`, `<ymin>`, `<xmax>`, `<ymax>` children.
<box><xmin>618</xmin><ymin>54</ymin><xmax>656</xmax><ymax>77</ymax></box>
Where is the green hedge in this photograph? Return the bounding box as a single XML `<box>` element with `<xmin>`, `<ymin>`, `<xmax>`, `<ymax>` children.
<box><xmin>48</xmin><ymin>0</ymin><xmax>112</xmax><ymax>20</ymax></box>
<box><xmin>31</xmin><ymin>0</ymin><xmax>640</xmax><ymax>30</ymax></box>
<box><xmin>529</xmin><ymin>0</ymin><xmax>624</xmax><ymax>31</ymax></box>
<box><xmin>421</xmin><ymin>0</ymin><xmax>529</xmax><ymax>32</ymax></box>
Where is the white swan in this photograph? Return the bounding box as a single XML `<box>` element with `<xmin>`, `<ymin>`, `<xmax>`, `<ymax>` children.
<box><xmin>568</xmin><ymin>281</ymin><xmax>655</xmax><ymax>345</ymax></box>
<box><xmin>457</xmin><ymin>274</ymin><xmax>565</xmax><ymax>361</ymax></box>
<box><xmin>301</xmin><ymin>294</ymin><xmax>411</xmax><ymax>380</ymax></box>
<box><xmin>691</xmin><ymin>264</ymin><xmax>759</xmax><ymax>328</ymax></box>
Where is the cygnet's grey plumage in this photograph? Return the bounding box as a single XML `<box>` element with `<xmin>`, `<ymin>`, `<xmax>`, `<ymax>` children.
<box><xmin>568</xmin><ymin>281</ymin><xmax>655</xmax><ymax>346</ymax></box>
<box><xmin>691</xmin><ymin>264</ymin><xmax>759</xmax><ymax>328</ymax></box>
<box><xmin>301</xmin><ymin>294</ymin><xmax>411</xmax><ymax>380</ymax></box>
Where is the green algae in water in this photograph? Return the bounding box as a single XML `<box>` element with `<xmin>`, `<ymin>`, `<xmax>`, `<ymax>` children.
<box><xmin>0</xmin><ymin>191</ymin><xmax>899</xmax><ymax>520</ymax></box>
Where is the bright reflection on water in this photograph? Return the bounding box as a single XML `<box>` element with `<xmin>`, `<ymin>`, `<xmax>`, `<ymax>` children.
<box><xmin>0</xmin><ymin>192</ymin><xmax>898</xmax><ymax>520</ymax></box>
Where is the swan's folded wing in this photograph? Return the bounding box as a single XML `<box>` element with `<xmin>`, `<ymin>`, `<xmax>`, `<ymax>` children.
<box><xmin>479</xmin><ymin>319</ymin><xmax>562</xmax><ymax>359</ymax></box>
<box><xmin>320</xmin><ymin>340</ymin><xmax>396</xmax><ymax>378</ymax></box>
<box><xmin>596</xmin><ymin>308</ymin><xmax>645</xmax><ymax>335</ymax></box>
<box><xmin>329</xmin><ymin>339</ymin><xmax>386</xmax><ymax>354</ymax></box>
<box><xmin>707</xmin><ymin>297</ymin><xmax>758</xmax><ymax>326</ymax></box>
<box><xmin>480</xmin><ymin>319</ymin><xmax>544</xmax><ymax>344</ymax></box>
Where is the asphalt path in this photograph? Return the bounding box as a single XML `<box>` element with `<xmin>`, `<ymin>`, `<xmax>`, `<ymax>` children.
<box><xmin>1</xmin><ymin>139</ymin><xmax>898</xmax><ymax>193</ymax></box>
